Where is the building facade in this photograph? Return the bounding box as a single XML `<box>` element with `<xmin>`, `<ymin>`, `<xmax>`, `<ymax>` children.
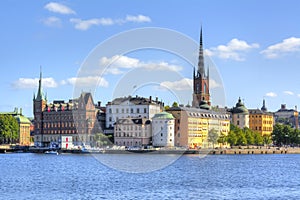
<box><xmin>230</xmin><ymin>97</ymin><xmax>249</xmax><ymax>129</ymax></box>
<box><xmin>274</xmin><ymin>104</ymin><xmax>299</xmax><ymax>129</ymax></box>
<box><xmin>152</xmin><ymin>112</ymin><xmax>175</xmax><ymax>147</ymax></box>
<box><xmin>167</xmin><ymin>106</ymin><xmax>230</xmax><ymax>148</ymax></box>
<box><xmin>33</xmin><ymin>70</ymin><xmax>99</xmax><ymax>147</ymax></box>
<box><xmin>192</xmin><ymin>27</ymin><xmax>210</xmax><ymax>107</ymax></box>
<box><xmin>0</xmin><ymin>108</ymin><xmax>31</xmax><ymax>145</ymax></box>
<box><xmin>114</xmin><ymin>118</ymin><xmax>151</xmax><ymax>147</ymax></box>
<box><xmin>249</xmin><ymin>100</ymin><xmax>274</xmax><ymax>136</ymax></box>
<box><xmin>106</xmin><ymin>95</ymin><xmax>163</xmax><ymax>128</ymax></box>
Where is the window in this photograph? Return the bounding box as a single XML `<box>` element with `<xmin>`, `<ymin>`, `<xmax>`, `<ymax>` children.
<box><xmin>116</xmin><ymin>108</ymin><xmax>119</xmax><ymax>113</ymax></box>
<box><xmin>144</xmin><ymin>108</ymin><xmax>147</xmax><ymax>113</ymax></box>
<box><xmin>131</xmin><ymin>108</ymin><xmax>133</xmax><ymax>113</ymax></box>
<box><xmin>137</xmin><ymin>108</ymin><xmax>140</xmax><ymax>113</ymax></box>
<box><xmin>237</xmin><ymin>120</ymin><xmax>240</xmax><ymax>125</ymax></box>
<box><xmin>161</xmin><ymin>133</ymin><xmax>163</xmax><ymax>137</ymax></box>
<box><xmin>109</xmin><ymin>108</ymin><xmax>112</xmax><ymax>114</ymax></box>
<box><xmin>122</xmin><ymin>109</ymin><xmax>124</xmax><ymax>113</ymax></box>
<box><xmin>109</xmin><ymin>117</ymin><xmax>112</xmax><ymax>122</ymax></box>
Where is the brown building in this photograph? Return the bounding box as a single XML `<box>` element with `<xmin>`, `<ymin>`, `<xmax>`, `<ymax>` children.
<box><xmin>33</xmin><ymin>70</ymin><xmax>99</xmax><ymax>148</ymax></box>
<box><xmin>192</xmin><ymin>27</ymin><xmax>210</xmax><ymax>107</ymax></box>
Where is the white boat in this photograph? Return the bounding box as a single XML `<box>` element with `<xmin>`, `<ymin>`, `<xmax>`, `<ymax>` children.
<box><xmin>44</xmin><ymin>150</ymin><xmax>59</xmax><ymax>155</ymax></box>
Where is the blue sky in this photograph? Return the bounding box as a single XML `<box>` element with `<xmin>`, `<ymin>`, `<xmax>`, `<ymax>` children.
<box><xmin>1</xmin><ymin>0</ymin><xmax>300</xmax><ymax>117</ymax></box>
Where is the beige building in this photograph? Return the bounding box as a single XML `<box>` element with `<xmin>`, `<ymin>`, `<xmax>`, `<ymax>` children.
<box><xmin>114</xmin><ymin>118</ymin><xmax>151</xmax><ymax>147</ymax></box>
<box><xmin>167</xmin><ymin>106</ymin><xmax>230</xmax><ymax>149</ymax></box>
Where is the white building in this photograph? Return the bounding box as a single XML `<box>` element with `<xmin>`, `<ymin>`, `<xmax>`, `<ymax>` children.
<box><xmin>114</xmin><ymin>118</ymin><xmax>152</xmax><ymax>147</ymax></box>
<box><xmin>152</xmin><ymin>112</ymin><xmax>175</xmax><ymax>147</ymax></box>
<box><xmin>106</xmin><ymin>95</ymin><xmax>163</xmax><ymax>128</ymax></box>
<box><xmin>230</xmin><ymin>97</ymin><xmax>249</xmax><ymax>129</ymax></box>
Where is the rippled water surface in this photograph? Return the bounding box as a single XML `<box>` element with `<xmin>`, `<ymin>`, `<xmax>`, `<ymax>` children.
<box><xmin>0</xmin><ymin>153</ymin><xmax>300</xmax><ymax>199</ymax></box>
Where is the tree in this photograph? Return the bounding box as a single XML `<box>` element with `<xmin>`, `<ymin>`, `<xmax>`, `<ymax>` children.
<box><xmin>164</xmin><ymin>105</ymin><xmax>170</xmax><ymax>111</ymax></box>
<box><xmin>207</xmin><ymin>128</ymin><xmax>219</xmax><ymax>149</ymax></box>
<box><xmin>172</xmin><ymin>102</ymin><xmax>179</xmax><ymax>107</ymax></box>
<box><xmin>263</xmin><ymin>135</ymin><xmax>272</xmax><ymax>146</ymax></box>
<box><xmin>253</xmin><ymin>132</ymin><xmax>263</xmax><ymax>146</ymax></box>
<box><xmin>0</xmin><ymin>115</ymin><xmax>19</xmax><ymax>144</ymax></box>
<box><xmin>94</xmin><ymin>133</ymin><xmax>112</xmax><ymax>147</ymax></box>
<box><xmin>244</xmin><ymin>128</ymin><xmax>255</xmax><ymax>145</ymax></box>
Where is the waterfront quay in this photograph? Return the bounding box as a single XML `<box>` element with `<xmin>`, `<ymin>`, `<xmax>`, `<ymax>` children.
<box><xmin>2</xmin><ymin>145</ymin><xmax>299</xmax><ymax>155</ymax></box>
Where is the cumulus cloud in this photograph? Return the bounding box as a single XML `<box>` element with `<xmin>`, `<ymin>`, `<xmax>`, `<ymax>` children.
<box><xmin>41</xmin><ymin>16</ymin><xmax>62</xmax><ymax>27</ymax></box>
<box><xmin>12</xmin><ymin>77</ymin><xmax>58</xmax><ymax>89</ymax></box>
<box><xmin>65</xmin><ymin>76</ymin><xmax>109</xmax><ymax>87</ymax></box>
<box><xmin>99</xmin><ymin>55</ymin><xmax>182</xmax><ymax>75</ymax></box>
<box><xmin>70</xmin><ymin>14</ymin><xmax>151</xmax><ymax>30</ymax></box>
<box><xmin>44</xmin><ymin>2</ymin><xmax>75</xmax><ymax>15</ymax></box>
<box><xmin>208</xmin><ymin>38</ymin><xmax>259</xmax><ymax>61</ymax></box>
<box><xmin>284</xmin><ymin>91</ymin><xmax>294</xmax><ymax>96</ymax></box>
<box><xmin>265</xmin><ymin>92</ymin><xmax>277</xmax><ymax>97</ymax></box>
<box><xmin>69</xmin><ymin>18</ymin><xmax>114</xmax><ymax>30</ymax></box>
<box><xmin>260</xmin><ymin>37</ymin><xmax>300</xmax><ymax>58</ymax></box>
<box><xmin>125</xmin><ymin>15</ymin><xmax>151</xmax><ymax>23</ymax></box>
<box><xmin>159</xmin><ymin>78</ymin><xmax>221</xmax><ymax>91</ymax></box>
<box><xmin>210</xmin><ymin>79</ymin><xmax>222</xmax><ymax>89</ymax></box>
<box><xmin>160</xmin><ymin>78</ymin><xmax>193</xmax><ymax>91</ymax></box>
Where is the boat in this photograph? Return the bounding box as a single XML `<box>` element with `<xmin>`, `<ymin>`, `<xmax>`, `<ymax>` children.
<box><xmin>44</xmin><ymin>150</ymin><xmax>59</xmax><ymax>155</ymax></box>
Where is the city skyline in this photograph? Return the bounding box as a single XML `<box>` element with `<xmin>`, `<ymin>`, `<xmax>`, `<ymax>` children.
<box><xmin>1</xmin><ymin>0</ymin><xmax>300</xmax><ymax>117</ymax></box>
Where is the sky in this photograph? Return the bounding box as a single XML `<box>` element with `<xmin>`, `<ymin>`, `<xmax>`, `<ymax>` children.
<box><xmin>1</xmin><ymin>0</ymin><xmax>300</xmax><ymax>117</ymax></box>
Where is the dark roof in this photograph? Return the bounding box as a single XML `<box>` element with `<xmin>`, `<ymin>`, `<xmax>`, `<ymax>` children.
<box><xmin>115</xmin><ymin>118</ymin><xmax>151</xmax><ymax>125</ymax></box>
<box><xmin>108</xmin><ymin>95</ymin><xmax>163</xmax><ymax>106</ymax></box>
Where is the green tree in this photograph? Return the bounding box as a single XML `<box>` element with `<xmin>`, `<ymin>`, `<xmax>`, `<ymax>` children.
<box><xmin>94</xmin><ymin>133</ymin><xmax>112</xmax><ymax>147</ymax></box>
<box><xmin>253</xmin><ymin>132</ymin><xmax>263</xmax><ymax>146</ymax></box>
<box><xmin>0</xmin><ymin>115</ymin><xmax>19</xmax><ymax>144</ymax></box>
<box><xmin>244</xmin><ymin>128</ymin><xmax>255</xmax><ymax>145</ymax></box>
<box><xmin>263</xmin><ymin>135</ymin><xmax>272</xmax><ymax>146</ymax></box>
<box><xmin>164</xmin><ymin>105</ymin><xmax>170</xmax><ymax>111</ymax></box>
<box><xmin>172</xmin><ymin>102</ymin><xmax>179</xmax><ymax>107</ymax></box>
<box><xmin>236</xmin><ymin>129</ymin><xmax>247</xmax><ymax>146</ymax></box>
<box><xmin>226</xmin><ymin>131</ymin><xmax>237</xmax><ymax>147</ymax></box>
<box><xmin>207</xmin><ymin>128</ymin><xmax>219</xmax><ymax>148</ymax></box>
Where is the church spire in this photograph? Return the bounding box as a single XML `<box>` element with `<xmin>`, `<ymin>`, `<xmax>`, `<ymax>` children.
<box><xmin>36</xmin><ymin>66</ymin><xmax>45</xmax><ymax>101</ymax></box>
<box><xmin>261</xmin><ymin>99</ymin><xmax>267</xmax><ymax>112</ymax></box>
<box><xmin>198</xmin><ymin>26</ymin><xmax>205</xmax><ymax>77</ymax></box>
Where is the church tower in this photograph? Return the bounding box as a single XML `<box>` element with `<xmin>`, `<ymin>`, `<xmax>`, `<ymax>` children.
<box><xmin>192</xmin><ymin>27</ymin><xmax>210</xmax><ymax>108</ymax></box>
<box><xmin>33</xmin><ymin>68</ymin><xmax>47</xmax><ymax>142</ymax></box>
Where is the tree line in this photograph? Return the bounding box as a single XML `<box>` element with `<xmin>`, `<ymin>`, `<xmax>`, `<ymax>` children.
<box><xmin>218</xmin><ymin>124</ymin><xmax>300</xmax><ymax>147</ymax></box>
<box><xmin>0</xmin><ymin>115</ymin><xmax>19</xmax><ymax>144</ymax></box>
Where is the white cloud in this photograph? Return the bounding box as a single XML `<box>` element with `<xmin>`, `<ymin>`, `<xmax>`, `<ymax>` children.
<box><xmin>208</xmin><ymin>38</ymin><xmax>259</xmax><ymax>61</ymax></box>
<box><xmin>210</xmin><ymin>79</ymin><xmax>222</xmax><ymax>89</ymax></box>
<box><xmin>125</xmin><ymin>15</ymin><xmax>151</xmax><ymax>23</ymax></box>
<box><xmin>70</xmin><ymin>15</ymin><xmax>151</xmax><ymax>30</ymax></box>
<box><xmin>261</xmin><ymin>37</ymin><xmax>300</xmax><ymax>58</ymax></box>
<box><xmin>100</xmin><ymin>55</ymin><xmax>182</xmax><ymax>75</ymax></box>
<box><xmin>284</xmin><ymin>91</ymin><xmax>294</xmax><ymax>95</ymax></box>
<box><xmin>265</xmin><ymin>92</ymin><xmax>277</xmax><ymax>97</ymax></box>
<box><xmin>160</xmin><ymin>78</ymin><xmax>193</xmax><ymax>91</ymax></box>
<box><xmin>44</xmin><ymin>2</ymin><xmax>75</xmax><ymax>15</ymax></box>
<box><xmin>70</xmin><ymin>18</ymin><xmax>114</xmax><ymax>30</ymax></box>
<box><xmin>12</xmin><ymin>77</ymin><xmax>58</xmax><ymax>89</ymax></box>
<box><xmin>41</xmin><ymin>16</ymin><xmax>62</xmax><ymax>27</ymax></box>
<box><xmin>65</xmin><ymin>76</ymin><xmax>109</xmax><ymax>88</ymax></box>
<box><xmin>297</xmin><ymin>94</ymin><xmax>300</xmax><ymax>98</ymax></box>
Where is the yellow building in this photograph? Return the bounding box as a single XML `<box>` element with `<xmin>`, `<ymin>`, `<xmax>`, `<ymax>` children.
<box><xmin>249</xmin><ymin>100</ymin><xmax>274</xmax><ymax>136</ymax></box>
<box><xmin>167</xmin><ymin>106</ymin><xmax>230</xmax><ymax>149</ymax></box>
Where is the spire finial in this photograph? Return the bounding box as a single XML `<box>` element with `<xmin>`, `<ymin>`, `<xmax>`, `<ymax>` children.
<box><xmin>198</xmin><ymin>26</ymin><xmax>205</xmax><ymax>77</ymax></box>
<box><xmin>36</xmin><ymin>66</ymin><xmax>45</xmax><ymax>101</ymax></box>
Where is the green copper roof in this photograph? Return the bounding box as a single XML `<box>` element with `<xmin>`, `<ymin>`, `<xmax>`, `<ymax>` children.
<box><xmin>14</xmin><ymin>115</ymin><xmax>31</xmax><ymax>124</ymax></box>
<box><xmin>232</xmin><ymin>97</ymin><xmax>248</xmax><ymax>114</ymax></box>
<box><xmin>153</xmin><ymin>112</ymin><xmax>174</xmax><ymax>119</ymax></box>
<box><xmin>199</xmin><ymin>100</ymin><xmax>210</xmax><ymax>110</ymax></box>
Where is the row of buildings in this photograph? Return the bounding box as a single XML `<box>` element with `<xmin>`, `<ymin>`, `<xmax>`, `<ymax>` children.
<box><xmin>3</xmin><ymin>27</ymin><xmax>299</xmax><ymax>149</ymax></box>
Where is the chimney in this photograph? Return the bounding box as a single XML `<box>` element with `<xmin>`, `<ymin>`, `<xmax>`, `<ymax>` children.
<box><xmin>155</xmin><ymin>97</ymin><xmax>158</xmax><ymax>102</ymax></box>
<box><xmin>98</xmin><ymin>101</ymin><xmax>101</xmax><ymax>107</ymax></box>
<box><xmin>149</xmin><ymin>96</ymin><xmax>152</xmax><ymax>102</ymax></box>
<box><xmin>20</xmin><ymin>108</ymin><xmax>22</xmax><ymax>115</ymax></box>
<box><xmin>281</xmin><ymin>104</ymin><xmax>286</xmax><ymax>110</ymax></box>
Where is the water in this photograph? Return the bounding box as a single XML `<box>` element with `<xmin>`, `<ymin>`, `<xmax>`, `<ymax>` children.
<box><xmin>0</xmin><ymin>153</ymin><xmax>300</xmax><ymax>199</ymax></box>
